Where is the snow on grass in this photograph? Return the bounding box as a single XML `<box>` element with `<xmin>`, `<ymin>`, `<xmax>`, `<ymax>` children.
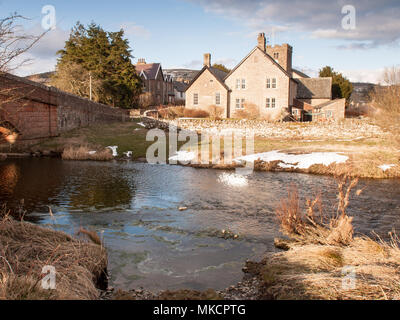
<box><xmin>169</xmin><ymin>151</ymin><xmax>196</xmax><ymax>162</ymax></box>
<box><xmin>379</xmin><ymin>164</ymin><xmax>395</xmax><ymax>172</ymax></box>
<box><xmin>218</xmin><ymin>172</ymin><xmax>248</xmax><ymax>187</ymax></box>
<box><xmin>107</xmin><ymin>146</ymin><xmax>118</xmax><ymax>157</ymax></box>
<box><xmin>137</xmin><ymin>122</ymin><xmax>146</xmax><ymax>128</ymax></box>
<box><xmin>234</xmin><ymin>150</ymin><xmax>349</xmax><ymax>169</ymax></box>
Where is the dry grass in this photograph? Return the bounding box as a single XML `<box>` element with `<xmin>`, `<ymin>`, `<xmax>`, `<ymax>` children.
<box><xmin>246</xmin><ymin>235</ymin><xmax>400</xmax><ymax>300</ymax></box>
<box><xmin>62</xmin><ymin>145</ymin><xmax>113</xmax><ymax>161</ymax></box>
<box><xmin>246</xmin><ymin>175</ymin><xmax>400</xmax><ymax>300</ymax></box>
<box><xmin>0</xmin><ymin>208</ymin><xmax>107</xmax><ymax>300</ymax></box>
<box><xmin>275</xmin><ymin>175</ymin><xmax>357</xmax><ymax>246</ymax></box>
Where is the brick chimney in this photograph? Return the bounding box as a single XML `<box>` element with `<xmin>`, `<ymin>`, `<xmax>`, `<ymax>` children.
<box><xmin>137</xmin><ymin>58</ymin><xmax>146</xmax><ymax>65</ymax></box>
<box><xmin>257</xmin><ymin>33</ymin><xmax>266</xmax><ymax>52</ymax></box>
<box><xmin>204</xmin><ymin>53</ymin><xmax>211</xmax><ymax>68</ymax></box>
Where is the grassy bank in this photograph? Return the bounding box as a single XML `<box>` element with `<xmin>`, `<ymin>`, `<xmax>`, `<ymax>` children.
<box><xmin>14</xmin><ymin>118</ymin><xmax>399</xmax><ymax>178</ymax></box>
<box><xmin>0</xmin><ymin>207</ymin><xmax>107</xmax><ymax>300</ymax></box>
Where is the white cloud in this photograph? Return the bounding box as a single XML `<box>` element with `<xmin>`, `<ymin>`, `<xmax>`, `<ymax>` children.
<box><xmin>190</xmin><ymin>0</ymin><xmax>400</xmax><ymax>49</ymax></box>
<box><xmin>121</xmin><ymin>22</ymin><xmax>151</xmax><ymax>39</ymax></box>
<box><xmin>340</xmin><ymin>68</ymin><xmax>384</xmax><ymax>84</ymax></box>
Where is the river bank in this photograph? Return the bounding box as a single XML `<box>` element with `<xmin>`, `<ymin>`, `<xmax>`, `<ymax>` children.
<box><xmin>1</xmin><ymin>118</ymin><xmax>399</xmax><ymax>179</ymax></box>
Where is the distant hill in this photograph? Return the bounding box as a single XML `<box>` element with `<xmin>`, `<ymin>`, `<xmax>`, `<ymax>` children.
<box><xmin>25</xmin><ymin>71</ymin><xmax>54</xmax><ymax>86</ymax></box>
<box><xmin>349</xmin><ymin>82</ymin><xmax>379</xmax><ymax>106</ymax></box>
<box><xmin>163</xmin><ymin>69</ymin><xmax>199</xmax><ymax>84</ymax></box>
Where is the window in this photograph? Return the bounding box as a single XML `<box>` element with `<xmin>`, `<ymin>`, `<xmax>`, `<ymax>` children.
<box><xmin>236</xmin><ymin>98</ymin><xmax>245</xmax><ymax>109</ymax></box>
<box><xmin>241</xmin><ymin>79</ymin><xmax>246</xmax><ymax>89</ymax></box>
<box><xmin>236</xmin><ymin>99</ymin><xmax>240</xmax><ymax>109</ymax></box>
<box><xmin>180</xmin><ymin>92</ymin><xmax>184</xmax><ymax>98</ymax></box>
<box><xmin>274</xmin><ymin>52</ymin><xmax>279</xmax><ymax>59</ymax></box>
<box><xmin>236</xmin><ymin>79</ymin><xmax>241</xmax><ymax>90</ymax></box>
<box><xmin>215</xmin><ymin>93</ymin><xmax>221</xmax><ymax>105</ymax></box>
<box><xmin>266</xmin><ymin>78</ymin><xmax>277</xmax><ymax>89</ymax></box>
<box><xmin>326</xmin><ymin>110</ymin><xmax>333</xmax><ymax>118</ymax></box>
<box><xmin>193</xmin><ymin>93</ymin><xmax>198</xmax><ymax>105</ymax></box>
<box><xmin>266</xmin><ymin>98</ymin><xmax>276</xmax><ymax>108</ymax></box>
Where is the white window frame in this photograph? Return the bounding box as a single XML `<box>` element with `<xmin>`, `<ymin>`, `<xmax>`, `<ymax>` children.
<box><xmin>193</xmin><ymin>93</ymin><xmax>199</xmax><ymax>105</ymax></box>
<box><xmin>236</xmin><ymin>79</ymin><xmax>241</xmax><ymax>90</ymax></box>
<box><xmin>266</xmin><ymin>98</ymin><xmax>270</xmax><ymax>108</ymax></box>
<box><xmin>241</xmin><ymin>79</ymin><xmax>246</xmax><ymax>90</ymax></box>
<box><xmin>241</xmin><ymin>98</ymin><xmax>245</xmax><ymax>109</ymax></box>
<box><xmin>235</xmin><ymin>98</ymin><xmax>240</xmax><ymax>109</ymax></box>
<box><xmin>272</xmin><ymin>78</ymin><xmax>277</xmax><ymax>89</ymax></box>
<box><xmin>215</xmin><ymin>92</ymin><xmax>221</xmax><ymax>105</ymax></box>
<box><xmin>266</xmin><ymin>78</ymin><xmax>271</xmax><ymax>89</ymax></box>
<box><xmin>272</xmin><ymin>98</ymin><xmax>276</xmax><ymax>108</ymax></box>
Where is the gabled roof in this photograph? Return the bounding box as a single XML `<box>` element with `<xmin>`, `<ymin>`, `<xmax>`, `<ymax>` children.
<box><xmin>292</xmin><ymin>68</ymin><xmax>310</xmax><ymax>78</ymax></box>
<box><xmin>295</xmin><ymin>77</ymin><xmax>332</xmax><ymax>99</ymax></box>
<box><xmin>135</xmin><ymin>63</ymin><xmax>163</xmax><ymax>80</ymax></box>
<box><xmin>224</xmin><ymin>47</ymin><xmax>291</xmax><ymax>81</ymax></box>
<box><xmin>173</xmin><ymin>81</ymin><xmax>188</xmax><ymax>92</ymax></box>
<box><xmin>185</xmin><ymin>66</ymin><xmax>229</xmax><ymax>92</ymax></box>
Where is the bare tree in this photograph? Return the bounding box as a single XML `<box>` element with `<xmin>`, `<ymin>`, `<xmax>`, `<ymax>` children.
<box><xmin>370</xmin><ymin>66</ymin><xmax>400</xmax><ymax>144</ymax></box>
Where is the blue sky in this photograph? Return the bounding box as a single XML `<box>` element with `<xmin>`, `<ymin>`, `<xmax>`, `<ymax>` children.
<box><xmin>1</xmin><ymin>0</ymin><xmax>399</xmax><ymax>83</ymax></box>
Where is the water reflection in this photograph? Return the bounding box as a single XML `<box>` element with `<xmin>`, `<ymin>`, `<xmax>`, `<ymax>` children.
<box><xmin>0</xmin><ymin>158</ymin><xmax>399</xmax><ymax>291</ymax></box>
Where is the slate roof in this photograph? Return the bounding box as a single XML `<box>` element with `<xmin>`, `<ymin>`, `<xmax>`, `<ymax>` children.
<box><xmin>135</xmin><ymin>63</ymin><xmax>161</xmax><ymax>80</ymax></box>
<box><xmin>295</xmin><ymin>77</ymin><xmax>332</xmax><ymax>99</ymax></box>
<box><xmin>185</xmin><ymin>66</ymin><xmax>229</xmax><ymax>92</ymax></box>
<box><xmin>173</xmin><ymin>81</ymin><xmax>188</xmax><ymax>92</ymax></box>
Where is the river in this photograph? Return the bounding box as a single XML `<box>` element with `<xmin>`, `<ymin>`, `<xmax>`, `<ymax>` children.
<box><xmin>0</xmin><ymin>158</ymin><xmax>399</xmax><ymax>291</ymax></box>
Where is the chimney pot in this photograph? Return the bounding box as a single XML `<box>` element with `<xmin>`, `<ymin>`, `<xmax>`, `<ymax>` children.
<box><xmin>204</xmin><ymin>53</ymin><xmax>211</xmax><ymax>68</ymax></box>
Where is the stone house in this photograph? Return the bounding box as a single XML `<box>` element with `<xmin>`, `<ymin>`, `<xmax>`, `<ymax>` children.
<box><xmin>173</xmin><ymin>81</ymin><xmax>188</xmax><ymax>105</ymax></box>
<box><xmin>135</xmin><ymin>59</ymin><xmax>175</xmax><ymax>106</ymax></box>
<box><xmin>185</xmin><ymin>33</ymin><xmax>345</xmax><ymax>121</ymax></box>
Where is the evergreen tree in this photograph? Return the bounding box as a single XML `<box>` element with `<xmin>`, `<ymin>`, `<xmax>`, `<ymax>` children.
<box><xmin>52</xmin><ymin>22</ymin><xmax>142</xmax><ymax>108</ymax></box>
<box><xmin>319</xmin><ymin>66</ymin><xmax>353</xmax><ymax>102</ymax></box>
<box><xmin>212</xmin><ymin>63</ymin><xmax>230</xmax><ymax>73</ymax></box>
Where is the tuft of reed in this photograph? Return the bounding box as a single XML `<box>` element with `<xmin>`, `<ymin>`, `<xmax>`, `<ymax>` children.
<box><xmin>62</xmin><ymin>146</ymin><xmax>113</xmax><ymax>161</ymax></box>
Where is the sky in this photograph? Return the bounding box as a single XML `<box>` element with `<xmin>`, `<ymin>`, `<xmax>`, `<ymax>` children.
<box><xmin>1</xmin><ymin>0</ymin><xmax>399</xmax><ymax>83</ymax></box>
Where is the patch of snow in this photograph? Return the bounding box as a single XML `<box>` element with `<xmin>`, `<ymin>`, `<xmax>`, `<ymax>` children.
<box><xmin>107</xmin><ymin>146</ymin><xmax>118</xmax><ymax>157</ymax></box>
<box><xmin>88</xmin><ymin>151</ymin><xmax>97</xmax><ymax>155</ymax></box>
<box><xmin>137</xmin><ymin>122</ymin><xmax>146</xmax><ymax>128</ymax></box>
<box><xmin>218</xmin><ymin>173</ymin><xmax>248</xmax><ymax>187</ymax></box>
<box><xmin>379</xmin><ymin>164</ymin><xmax>395</xmax><ymax>172</ymax></box>
<box><xmin>234</xmin><ymin>150</ymin><xmax>349</xmax><ymax>169</ymax></box>
<box><xmin>168</xmin><ymin>151</ymin><xmax>196</xmax><ymax>162</ymax></box>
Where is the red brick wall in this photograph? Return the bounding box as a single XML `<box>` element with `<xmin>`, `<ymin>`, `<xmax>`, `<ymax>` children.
<box><xmin>0</xmin><ymin>73</ymin><xmax>129</xmax><ymax>141</ymax></box>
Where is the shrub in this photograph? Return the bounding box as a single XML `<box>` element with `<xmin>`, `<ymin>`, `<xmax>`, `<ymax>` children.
<box><xmin>183</xmin><ymin>108</ymin><xmax>209</xmax><ymax>118</ymax></box>
<box><xmin>207</xmin><ymin>105</ymin><xmax>224</xmax><ymax>120</ymax></box>
<box><xmin>234</xmin><ymin>103</ymin><xmax>260</xmax><ymax>119</ymax></box>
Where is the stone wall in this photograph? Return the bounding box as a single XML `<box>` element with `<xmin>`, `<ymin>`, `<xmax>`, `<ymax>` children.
<box><xmin>0</xmin><ymin>73</ymin><xmax>129</xmax><ymax>141</ymax></box>
<box><xmin>143</xmin><ymin>117</ymin><xmax>386</xmax><ymax>140</ymax></box>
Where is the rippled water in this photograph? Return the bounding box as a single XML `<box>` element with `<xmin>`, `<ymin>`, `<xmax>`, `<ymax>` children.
<box><xmin>0</xmin><ymin>158</ymin><xmax>399</xmax><ymax>291</ymax></box>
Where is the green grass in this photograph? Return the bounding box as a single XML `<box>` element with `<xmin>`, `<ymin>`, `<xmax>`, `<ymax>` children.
<box><xmin>31</xmin><ymin>119</ymin><xmax>183</xmax><ymax>160</ymax></box>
